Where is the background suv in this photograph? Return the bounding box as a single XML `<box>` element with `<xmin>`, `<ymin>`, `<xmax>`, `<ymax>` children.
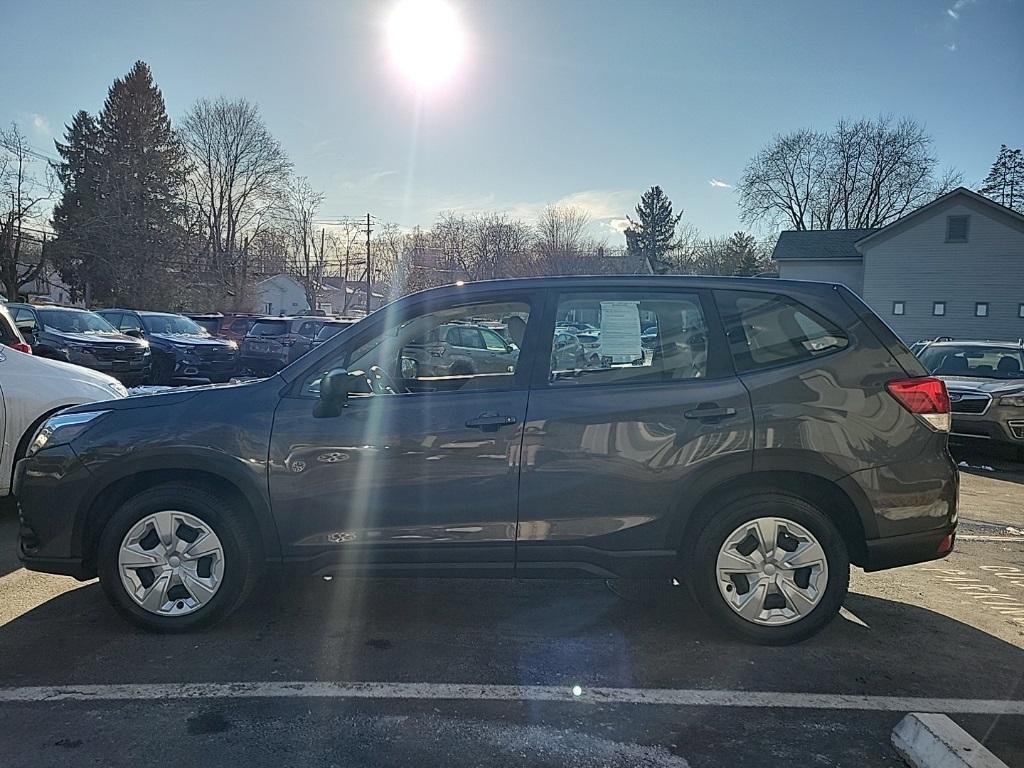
<box><xmin>15</xmin><ymin>276</ymin><xmax>957</xmax><ymax>645</ymax></box>
<box><xmin>98</xmin><ymin>309</ymin><xmax>239</xmax><ymax>385</ymax></box>
<box><xmin>7</xmin><ymin>303</ymin><xmax>151</xmax><ymax>385</ymax></box>
<box><xmin>402</xmin><ymin>321</ymin><xmax>519</xmax><ymax>378</ymax></box>
<box><xmin>240</xmin><ymin>316</ymin><xmax>333</xmax><ymax>375</ymax></box>
<box><xmin>918</xmin><ymin>340</ymin><xmax>1024</xmax><ymax>459</ymax></box>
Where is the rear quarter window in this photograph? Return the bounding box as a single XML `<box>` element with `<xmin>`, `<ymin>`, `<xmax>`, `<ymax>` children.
<box><xmin>716</xmin><ymin>290</ymin><xmax>848</xmax><ymax>373</ymax></box>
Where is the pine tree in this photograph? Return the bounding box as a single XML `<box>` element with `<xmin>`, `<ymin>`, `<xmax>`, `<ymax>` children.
<box><xmin>727</xmin><ymin>231</ymin><xmax>765</xmax><ymax>276</ymax></box>
<box><xmin>95</xmin><ymin>60</ymin><xmax>188</xmax><ymax>306</ymax></box>
<box><xmin>979</xmin><ymin>144</ymin><xmax>1024</xmax><ymax>213</ymax></box>
<box><xmin>52</xmin><ymin>111</ymin><xmax>103</xmax><ymax>303</ymax></box>
<box><xmin>625</xmin><ymin>186</ymin><xmax>682</xmax><ymax>274</ymax></box>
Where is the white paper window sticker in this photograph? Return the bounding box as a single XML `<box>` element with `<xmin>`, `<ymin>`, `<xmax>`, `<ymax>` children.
<box><xmin>599</xmin><ymin>301</ymin><xmax>642</xmax><ymax>362</ymax></box>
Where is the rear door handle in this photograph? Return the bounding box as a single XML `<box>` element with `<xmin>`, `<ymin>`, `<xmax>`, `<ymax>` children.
<box><xmin>466</xmin><ymin>412</ymin><xmax>518</xmax><ymax>431</ymax></box>
<box><xmin>683</xmin><ymin>405</ymin><xmax>737</xmax><ymax>421</ymax></box>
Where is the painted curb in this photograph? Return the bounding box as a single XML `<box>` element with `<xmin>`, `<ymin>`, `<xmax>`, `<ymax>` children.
<box><xmin>892</xmin><ymin>713</ymin><xmax>1007</xmax><ymax>768</ymax></box>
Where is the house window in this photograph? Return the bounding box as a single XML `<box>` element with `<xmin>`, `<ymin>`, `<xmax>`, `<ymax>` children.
<box><xmin>975</xmin><ymin>302</ymin><xmax>989</xmax><ymax>317</ymax></box>
<box><xmin>946</xmin><ymin>215</ymin><xmax>970</xmax><ymax>243</ymax></box>
<box><xmin>933</xmin><ymin>302</ymin><xmax>946</xmax><ymax>316</ymax></box>
<box><xmin>1018</xmin><ymin>303</ymin><xmax>1024</xmax><ymax>319</ymax></box>
<box><xmin>893</xmin><ymin>301</ymin><xmax>905</xmax><ymax>316</ymax></box>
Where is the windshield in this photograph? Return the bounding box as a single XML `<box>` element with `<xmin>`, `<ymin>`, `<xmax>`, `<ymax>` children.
<box><xmin>920</xmin><ymin>345</ymin><xmax>1024</xmax><ymax>379</ymax></box>
<box><xmin>248</xmin><ymin>320</ymin><xmax>290</xmax><ymax>337</ymax></box>
<box><xmin>37</xmin><ymin>309</ymin><xmax>118</xmax><ymax>335</ymax></box>
<box><xmin>142</xmin><ymin>314</ymin><xmax>208</xmax><ymax>336</ymax></box>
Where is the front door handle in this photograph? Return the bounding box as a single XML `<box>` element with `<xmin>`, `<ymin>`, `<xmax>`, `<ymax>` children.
<box><xmin>466</xmin><ymin>412</ymin><xmax>518</xmax><ymax>431</ymax></box>
<box><xmin>683</xmin><ymin>404</ymin><xmax>737</xmax><ymax>421</ymax></box>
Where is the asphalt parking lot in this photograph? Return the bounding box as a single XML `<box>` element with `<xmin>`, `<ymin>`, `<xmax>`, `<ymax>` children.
<box><xmin>0</xmin><ymin>446</ymin><xmax>1021</xmax><ymax>768</ymax></box>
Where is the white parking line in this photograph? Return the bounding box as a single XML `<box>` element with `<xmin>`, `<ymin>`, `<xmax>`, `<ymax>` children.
<box><xmin>0</xmin><ymin>682</ymin><xmax>1021</xmax><ymax>714</ymax></box>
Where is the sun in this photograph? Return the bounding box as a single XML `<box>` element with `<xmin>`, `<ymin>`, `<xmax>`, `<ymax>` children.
<box><xmin>386</xmin><ymin>0</ymin><xmax>467</xmax><ymax>92</ymax></box>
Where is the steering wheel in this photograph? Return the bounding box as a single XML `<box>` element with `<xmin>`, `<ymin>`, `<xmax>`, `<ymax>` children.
<box><xmin>367</xmin><ymin>365</ymin><xmax>400</xmax><ymax>395</ymax></box>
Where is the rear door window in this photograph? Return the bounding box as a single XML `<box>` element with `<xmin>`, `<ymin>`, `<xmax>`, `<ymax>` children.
<box><xmin>716</xmin><ymin>290</ymin><xmax>848</xmax><ymax>373</ymax></box>
<box><xmin>119</xmin><ymin>314</ymin><xmax>143</xmax><ymax>332</ymax></box>
<box><xmin>297</xmin><ymin>320</ymin><xmax>322</xmax><ymax>338</ymax></box>
<box><xmin>548</xmin><ymin>292</ymin><xmax>709</xmax><ymax>385</ymax></box>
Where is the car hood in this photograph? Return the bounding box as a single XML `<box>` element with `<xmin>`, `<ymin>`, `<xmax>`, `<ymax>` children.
<box><xmin>149</xmin><ymin>333</ymin><xmax>232</xmax><ymax>347</ymax></box>
<box><xmin>48</xmin><ymin>330</ymin><xmax>143</xmax><ymax>346</ymax></box>
<box><xmin>1</xmin><ymin>348</ymin><xmax>127</xmax><ymax>398</ymax></box>
<box><xmin>937</xmin><ymin>376</ymin><xmax>1024</xmax><ymax>396</ymax></box>
<box><xmin>61</xmin><ymin>374</ymin><xmax>283</xmax><ymax>413</ymax></box>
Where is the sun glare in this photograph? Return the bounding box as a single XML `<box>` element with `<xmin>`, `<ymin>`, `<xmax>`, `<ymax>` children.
<box><xmin>386</xmin><ymin>0</ymin><xmax>467</xmax><ymax>92</ymax></box>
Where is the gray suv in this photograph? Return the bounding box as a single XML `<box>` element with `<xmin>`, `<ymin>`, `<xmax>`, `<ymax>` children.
<box><xmin>15</xmin><ymin>276</ymin><xmax>957</xmax><ymax>644</ymax></box>
<box><xmin>401</xmin><ymin>321</ymin><xmax>519</xmax><ymax>378</ymax></box>
<box><xmin>918</xmin><ymin>340</ymin><xmax>1024</xmax><ymax>459</ymax></box>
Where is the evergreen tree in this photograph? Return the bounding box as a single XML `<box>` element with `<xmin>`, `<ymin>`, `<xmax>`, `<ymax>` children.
<box><xmin>95</xmin><ymin>60</ymin><xmax>188</xmax><ymax>306</ymax></box>
<box><xmin>979</xmin><ymin>144</ymin><xmax>1024</xmax><ymax>213</ymax></box>
<box><xmin>727</xmin><ymin>231</ymin><xmax>765</xmax><ymax>276</ymax></box>
<box><xmin>625</xmin><ymin>186</ymin><xmax>682</xmax><ymax>274</ymax></box>
<box><xmin>52</xmin><ymin>111</ymin><xmax>103</xmax><ymax>303</ymax></box>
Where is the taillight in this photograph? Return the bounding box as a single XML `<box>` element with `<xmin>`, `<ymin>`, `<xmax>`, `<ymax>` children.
<box><xmin>886</xmin><ymin>377</ymin><xmax>950</xmax><ymax>432</ymax></box>
<box><xmin>12</xmin><ymin>341</ymin><xmax>33</xmax><ymax>354</ymax></box>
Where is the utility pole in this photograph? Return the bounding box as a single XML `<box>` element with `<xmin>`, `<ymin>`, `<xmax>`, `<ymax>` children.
<box><xmin>364</xmin><ymin>212</ymin><xmax>373</xmax><ymax>315</ymax></box>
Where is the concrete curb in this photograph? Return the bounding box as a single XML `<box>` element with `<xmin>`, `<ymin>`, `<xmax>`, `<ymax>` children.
<box><xmin>892</xmin><ymin>713</ymin><xmax>1007</xmax><ymax>768</ymax></box>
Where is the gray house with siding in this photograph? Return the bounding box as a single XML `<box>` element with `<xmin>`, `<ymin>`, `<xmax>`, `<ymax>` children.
<box><xmin>773</xmin><ymin>187</ymin><xmax>1024</xmax><ymax>343</ymax></box>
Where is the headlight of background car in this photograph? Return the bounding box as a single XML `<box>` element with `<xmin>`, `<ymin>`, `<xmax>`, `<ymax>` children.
<box><xmin>26</xmin><ymin>411</ymin><xmax>110</xmax><ymax>457</ymax></box>
<box><xmin>998</xmin><ymin>394</ymin><xmax>1024</xmax><ymax>407</ymax></box>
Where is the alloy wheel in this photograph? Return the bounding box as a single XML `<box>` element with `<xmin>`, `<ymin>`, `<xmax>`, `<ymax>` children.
<box><xmin>715</xmin><ymin>516</ymin><xmax>829</xmax><ymax>627</ymax></box>
<box><xmin>117</xmin><ymin>510</ymin><xmax>225</xmax><ymax>616</ymax></box>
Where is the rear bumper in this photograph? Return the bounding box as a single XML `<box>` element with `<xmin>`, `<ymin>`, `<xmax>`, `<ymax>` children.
<box><xmin>862</xmin><ymin>524</ymin><xmax>956</xmax><ymax>572</ymax></box>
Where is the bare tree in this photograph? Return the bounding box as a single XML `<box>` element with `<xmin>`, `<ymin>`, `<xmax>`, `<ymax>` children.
<box><xmin>0</xmin><ymin>123</ymin><xmax>54</xmax><ymax>300</ymax></box>
<box><xmin>534</xmin><ymin>205</ymin><xmax>595</xmax><ymax>274</ymax></box>
<box><xmin>282</xmin><ymin>176</ymin><xmax>325</xmax><ymax>310</ymax></box>
<box><xmin>739</xmin><ymin>116</ymin><xmax>961</xmax><ymax>231</ymax></box>
<box><xmin>180</xmin><ymin>97</ymin><xmax>291</xmax><ymax>308</ymax></box>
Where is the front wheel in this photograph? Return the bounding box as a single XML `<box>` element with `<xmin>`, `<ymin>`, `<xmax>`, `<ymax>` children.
<box><xmin>686</xmin><ymin>493</ymin><xmax>849</xmax><ymax>645</ymax></box>
<box><xmin>97</xmin><ymin>483</ymin><xmax>260</xmax><ymax>632</ymax></box>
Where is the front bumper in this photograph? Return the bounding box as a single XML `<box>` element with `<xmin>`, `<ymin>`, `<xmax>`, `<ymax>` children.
<box><xmin>174</xmin><ymin>356</ymin><xmax>238</xmax><ymax>382</ymax></box>
<box><xmin>862</xmin><ymin>524</ymin><xmax>957</xmax><ymax>572</ymax></box>
<box><xmin>14</xmin><ymin>445</ymin><xmax>96</xmax><ymax>580</ymax></box>
<box><xmin>950</xmin><ymin>408</ymin><xmax>1024</xmax><ymax>445</ymax></box>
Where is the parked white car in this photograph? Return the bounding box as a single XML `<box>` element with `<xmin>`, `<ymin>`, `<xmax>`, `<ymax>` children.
<box><xmin>0</xmin><ymin>346</ymin><xmax>128</xmax><ymax>497</ymax></box>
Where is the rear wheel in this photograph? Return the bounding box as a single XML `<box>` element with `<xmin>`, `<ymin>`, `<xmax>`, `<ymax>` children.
<box><xmin>686</xmin><ymin>492</ymin><xmax>849</xmax><ymax>645</ymax></box>
<box><xmin>97</xmin><ymin>483</ymin><xmax>260</xmax><ymax>632</ymax></box>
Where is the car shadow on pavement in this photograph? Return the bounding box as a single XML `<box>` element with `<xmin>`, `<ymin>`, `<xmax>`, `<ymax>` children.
<box><xmin>0</xmin><ymin>576</ymin><xmax>1021</xmax><ymax>763</ymax></box>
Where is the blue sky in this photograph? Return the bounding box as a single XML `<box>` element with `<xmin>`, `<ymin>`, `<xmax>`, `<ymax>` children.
<box><xmin>3</xmin><ymin>0</ymin><xmax>1022</xmax><ymax>240</ymax></box>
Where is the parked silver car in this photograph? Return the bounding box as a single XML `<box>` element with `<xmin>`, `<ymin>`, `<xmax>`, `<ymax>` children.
<box><xmin>918</xmin><ymin>340</ymin><xmax>1024</xmax><ymax>459</ymax></box>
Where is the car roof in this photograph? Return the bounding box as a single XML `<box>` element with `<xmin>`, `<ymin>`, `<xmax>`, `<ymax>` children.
<box><xmin>11</xmin><ymin>303</ymin><xmax>91</xmax><ymax>312</ymax></box>
<box><xmin>923</xmin><ymin>340</ymin><xmax>1024</xmax><ymax>349</ymax></box>
<box><xmin>402</xmin><ymin>274</ymin><xmax>833</xmax><ymax>295</ymax></box>
<box><xmin>100</xmin><ymin>308</ymin><xmax>186</xmax><ymax>317</ymax></box>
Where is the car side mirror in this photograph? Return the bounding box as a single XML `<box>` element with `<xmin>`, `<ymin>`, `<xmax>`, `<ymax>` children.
<box><xmin>314</xmin><ymin>367</ymin><xmax>349</xmax><ymax>418</ymax></box>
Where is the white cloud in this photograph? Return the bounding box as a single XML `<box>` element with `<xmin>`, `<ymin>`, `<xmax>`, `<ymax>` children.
<box><xmin>946</xmin><ymin>0</ymin><xmax>974</xmax><ymax>20</ymax></box>
<box><xmin>708</xmin><ymin>178</ymin><xmax>732</xmax><ymax>189</ymax></box>
<box><xmin>31</xmin><ymin>114</ymin><xmax>50</xmax><ymax>138</ymax></box>
<box><xmin>946</xmin><ymin>42</ymin><xmax>958</xmax><ymax>52</ymax></box>
<box><xmin>608</xmin><ymin>218</ymin><xmax>632</xmax><ymax>235</ymax></box>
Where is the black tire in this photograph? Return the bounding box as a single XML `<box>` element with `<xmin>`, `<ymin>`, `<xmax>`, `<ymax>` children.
<box><xmin>148</xmin><ymin>354</ymin><xmax>174</xmax><ymax>385</ymax></box>
<box><xmin>686</xmin><ymin>492</ymin><xmax>849</xmax><ymax>646</ymax></box>
<box><xmin>97</xmin><ymin>483</ymin><xmax>261</xmax><ymax>632</ymax></box>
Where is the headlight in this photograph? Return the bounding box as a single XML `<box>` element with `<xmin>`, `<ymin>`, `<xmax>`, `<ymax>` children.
<box><xmin>999</xmin><ymin>395</ymin><xmax>1024</xmax><ymax>407</ymax></box>
<box><xmin>225</xmin><ymin>340</ymin><xmax>238</xmax><ymax>350</ymax></box>
<box><xmin>26</xmin><ymin>411</ymin><xmax>109</xmax><ymax>457</ymax></box>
